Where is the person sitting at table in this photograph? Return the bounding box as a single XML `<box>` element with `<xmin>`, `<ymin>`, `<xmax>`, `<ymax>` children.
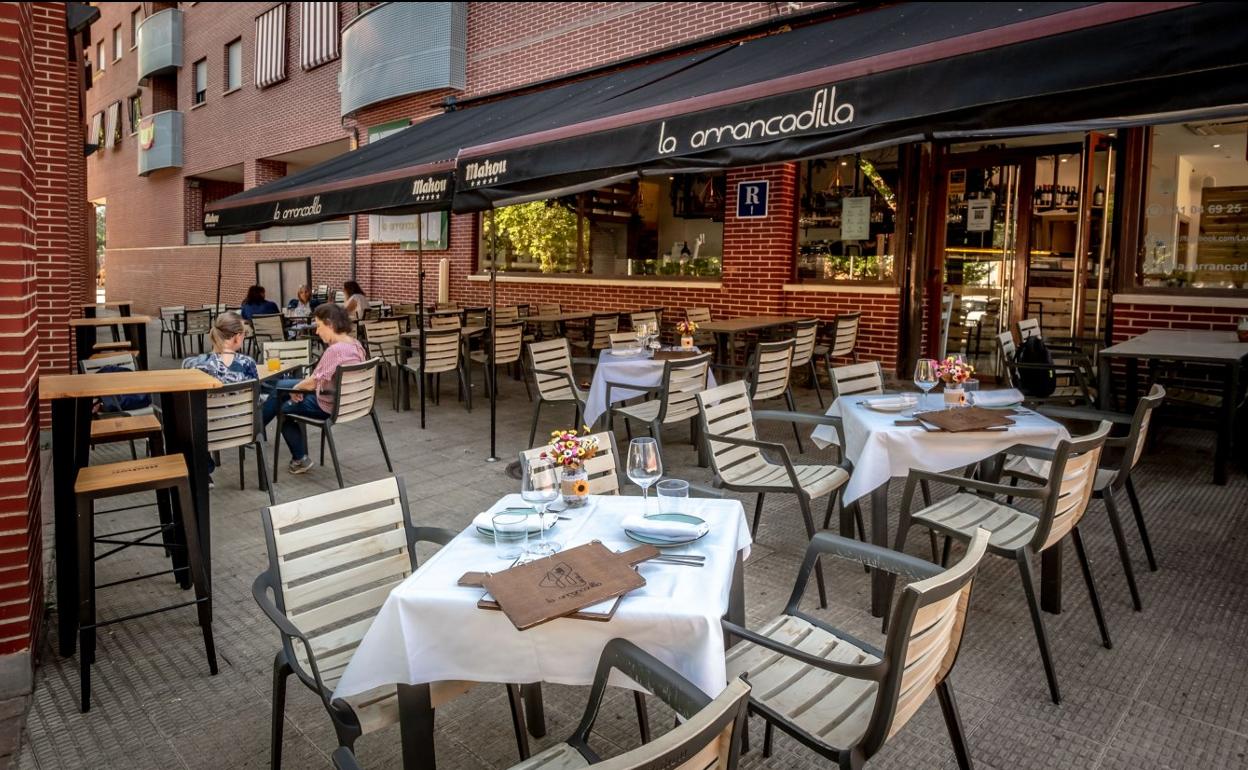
<box><xmin>285</xmin><ymin>285</ymin><xmax>318</xmax><ymax>318</ymax></box>
<box><xmin>181</xmin><ymin>311</ymin><xmax>258</xmax><ymax>385</ymax></box>
<box><xmin>240</xmin><ymin>285</ymin><xmax>280</xmax><ymax>320</ymax></box>
<box><xmin>261</xmin><ymin>303</ymin><xmax>365</xmax><ymax>475</ymax></box>
<box><xmin>343</xmin><ymin>280</ymin><xmax>368</xmax><ymax>321</ymax></box>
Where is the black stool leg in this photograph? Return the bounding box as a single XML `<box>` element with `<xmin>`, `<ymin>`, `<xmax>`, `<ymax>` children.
<box><xmin>77</xmin><ymin>494</ymin><xmax>96</xmax><ymax>713</ymax></box>
<box><xmin>175</xmin><ymin>479</ymin><xmax>218</xmax><ymax>675</ymax></box>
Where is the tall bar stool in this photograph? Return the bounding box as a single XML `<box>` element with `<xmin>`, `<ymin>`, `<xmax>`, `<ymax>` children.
<box><xmin>74</xmin><ymin>453</ymin><xmax>217</xmax><ymax>712</ymax></box>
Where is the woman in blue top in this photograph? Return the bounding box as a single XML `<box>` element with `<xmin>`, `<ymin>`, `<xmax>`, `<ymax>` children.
<box><xmin>182</xmin><ymin>311</ymin><xmax>258</xmax><ymax>484</ymax></box>
<box><xmin>240</xmin><ymin>285</ymin><xmax>280</xmax><ymax>320</ymax></box>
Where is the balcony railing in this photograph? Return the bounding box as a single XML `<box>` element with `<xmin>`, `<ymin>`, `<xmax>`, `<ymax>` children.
<box><xmin>137</xmin><ymin>110</ymin><xmax>183</xmax><ymax>176</ymax></box>
<box><xmin>136</xmin><ymin>8</ymin><xmax>183</xmax><ymax>84</ymax></box>
<box><xmin>339</xmin><ymin>2</ymin><xmax>466</xmax><ymax>116</ymax></box>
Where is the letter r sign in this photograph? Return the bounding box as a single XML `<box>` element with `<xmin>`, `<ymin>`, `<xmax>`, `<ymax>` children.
<box><xmin>736</xmin><ymin>180</ymin><xmax>769</xmax><ymax>219</ymax></box>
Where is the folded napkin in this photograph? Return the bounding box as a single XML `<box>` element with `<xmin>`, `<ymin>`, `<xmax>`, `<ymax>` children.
<box><xmin>473</xmin><ymin>509</ymin><xmax>557</xmax><ymax>533</ymax></box>
<box><xmin>866</xmin><ymin>395</ymin><xmax>918</xmax><ymax>409</ymax></box>
<box><xmin>622</xmin><ymin>515</ymin><xmax>708</xmax><ymax>540</ymax></box>
<box><xmin>968</xmin><ymin>388</ymin><xmax>1025</xmax><ymax>408</ymax></box>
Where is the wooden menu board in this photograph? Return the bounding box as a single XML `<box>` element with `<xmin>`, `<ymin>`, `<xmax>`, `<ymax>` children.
<box><xmin>915</xmin><ymin>406</ymin><xmax>1015</xmax><ymax>432</ymax></box>
<box><xmin>459</xmin><ymin>541</ymin><xmax>659</xmax><ymax>630</ymax></box>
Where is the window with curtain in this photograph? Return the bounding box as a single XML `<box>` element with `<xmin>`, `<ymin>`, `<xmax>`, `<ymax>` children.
<box><xmin>90</xmin><ymin>112</ymin><xmax>103</xmax><ymax>148</ymax></box>
<box><xmin>127</xmin><ymin>93</ymin><xmax>142</xmax><ymax>134</ymax></box>
<box><xmin>255</xmin><ymin>4</ymin><xmax>288</xmax><ymax>88</ymax></box>
<box><xmin>225</xmin><ymin>39</ymin><xmax>242</xmax><ymax>91</ymax></box>
<box><xmin>193</xmin><ymin>59</ymin><xmax>207</xmax><ymax>105</ymax></box>
<box><xmin>299</xmin><ymin>2</ymin><xmax>339</xmax><ymax>71</ymax></box>
<box><xmin>105</xmin><ymin>102</ymin><xmax>120</xmax><ymax>149</ymax></box>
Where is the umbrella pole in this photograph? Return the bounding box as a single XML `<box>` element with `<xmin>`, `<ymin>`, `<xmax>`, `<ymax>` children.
<box><xmin>487</xmin><ymin>210</ymin><xmax>499</xmax><ymax>462</ymax></box>
<box><xmin>214</xmin><ymin>236</ymin><xmax>224</xmax><ymax>308</ymax></box>
<box><xmin>417</xmin><ymin>215</ymin><xmax>426</xmax><ymax>430</ymax></box>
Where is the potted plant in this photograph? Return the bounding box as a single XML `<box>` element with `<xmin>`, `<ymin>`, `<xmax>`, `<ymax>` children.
<box><xmin>539</xmin><ymin>428</ymin><xmax>599</xmax><ymax>508</ymax></box>
<box><xmin>675</xmin><ymin>319</ymin><xmax>698</xmax><ymax>350</ymax></box>
<box><xmin>936</xmin><ymin>356</ymin><xmax>975</xmax><ymax>406</ymax></box>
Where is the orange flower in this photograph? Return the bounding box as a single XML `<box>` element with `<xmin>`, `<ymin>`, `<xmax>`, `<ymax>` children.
<box><xmin>570</xmin><ymin>479</ymin><xmax>589</xmax><ymax>496</ymax></box>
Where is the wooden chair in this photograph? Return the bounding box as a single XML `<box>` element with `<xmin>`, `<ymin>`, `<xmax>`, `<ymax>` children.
<box><xmin>684</xmin><ymin>306</ymin><xmax>715</xmax><ymax>349</ymax></box>
<box><xmin>430</xmin><ymin>312</ymin><xmax>462</xmax><ymax>330</ymax></box>
<box><xmin>829</xmin><ymin>361</ymin><xmax>886</xmax><ymax>401</ymax></box>
<box><xmin>331</xmin><ymin>639</ymin><xmax>751</xmax><ymax>770</ymax></box>
<box><xmin>629</xmin><ymin>309</ymin><xmax>658</xmax><ymax>332</ymax></box>
<box><xmin>207</xmin><ymin>379</ymin><xmax>273</xmax><ymax>504</ymax></box>
<box><xmin>495</xmin><ymin>305</ymin><xmax>520</xmax><ymax>323</ymax></box>
<box><xmin>534</xmin><ymin>302</ymin><xmax>561</xmax><ymax>340</ymax></box>
<box><xmin>401</xmin><ymin>327</ymin><xmax>470</xmax><ymax>417</ymax></box>
<box><xmin>696</xmin><ymin>380</ymin><xmax>853</xmax><ymax>606</ymax></box>
<box><xmin>725</xmin><ymin>529</ymin><xmax>988</xmax><ymax>769</ymax></box>
<box><xmin>608</xmin><ymin>331</ymin><xmax>640</xmax><ymax>351</ymax></box>
<box><xmin>790</xmin><ymin>318</ymin><xmax>824</xmax><ymax>407</ymax></box>
<box><xmin>526</xmin><ymin>338</ymin><xmax>588</xmax><ymax>448</ymax></box>
<box><xmin>520</xmin><ymin>430</ymin><xmax>621</xmax><ymax>495</ymax></box>
<box><xmin>998</xmin><ymin>331</ymin><xmax>1094</xmax><ymax>407</ymax></box>
<box><xmin>362</xmin><ymin>319</ymin><xmax>403</xmax><ymax>408</ymax></box>
<box><xmin>893</xmin><ymin>422</ymin><xmax>1113</xmax><ymax>704</ymax></box>
<box><xmin>464</xmin><ymin>306</ymin><xmax>489</xmax><ymax>327</ymax></box>
<box><xmin>75</xmin><ymin>452</ymin><xmax>216</xmax><ymax>711</ymax></box>
<box><xmin>253</xmin><ymin>477</ymin><xmax>529</xmax><ymax>769</ymax></box>
<box><xmin>251</xmin><ymin>313</ymin><xmax>286</xmax><ymax>352</ymax></box>
<box><xmin>272</xmin><ymin>359</ymin><xmax>394</xmax><ymax>488</ymax></box>
<box><xmin>607</xmin><ymin>353</ymin><xmax>711</xmax><ymax>460</ymax></box>
<box><xmin>180</xmin><ymin>308</ymin><xmax>212</xmax><ymax>355</ymax></box>
<box><xmin>1008</xmin><ymin>385</ymin><xmax>1167</xmax><ymax>611</ymax></box>
<box><xmin>571</xmin><ymin>312</ymin><xmax>619</xmax><ymax>358</ymax></box>
<box><xmin>158</xmin><ymin>305</ymin><xmax>185</xmax><ymax>357</ymax></box>
<box><xmin>736</xmin><ymin>338</ymin><xmax>805</xmax><ymax>452</ymax></box>
<box><xmin>816</xmin><ymin>311</ymin><xmax>861</xmax><ymax>378</ymax></box>
<box><xmin>470</xmin><ymin>321</ymin><xmax>529</xmax><ymax>400</ymax></box>
<box><xmin>392</xmin><ymin>302</ymin><xmax>416</xmax><ymax>317</ymax></box>
<box><xmin>262</xmin><ymin>339</ymin><xmax>314</xmax><ymax>375</ymax></box>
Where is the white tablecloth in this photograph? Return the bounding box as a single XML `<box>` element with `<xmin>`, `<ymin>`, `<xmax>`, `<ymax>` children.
<box><xmin>583</xmin><ymin>349</ymin><xmax>715</xmax><ymax>426</ymax></box>
<box><xmin>811</xmin><ymin>394</ymin><xmax>1070</xmax><ymax>503</ymax></box>
<box><xmin>333</xmin><ymin>493</ymin><xmax>751</xmax><ymax>700</ymax></box>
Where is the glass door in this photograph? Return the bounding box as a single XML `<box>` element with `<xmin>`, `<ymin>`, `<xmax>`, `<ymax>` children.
<box><xmin>939</xmin><ymin>162</ymin><xmax>1027</xmax><ymax>378</ymax></box>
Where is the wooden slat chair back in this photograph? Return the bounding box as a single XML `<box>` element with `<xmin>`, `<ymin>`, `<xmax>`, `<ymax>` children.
<box><xmin>489</xmin><ymin>321</ymin><xmax>525</xmax><ymax>366</ymax></box>
<box><xmin>1017</xmin><ymin>318</ymin><xmax>1042</xmax><ymax>341</ymax></box>
<box><xmin>420</xmin><ymin>328</ymin><xmax>462</xmax><ymax>376</ymax></box>
<box><xmin>827</xmin><ymin>312</ymin><xmax>861</xmax><ymax>359</ymax></box>
<box><xmin>434</xmin><ymin>301</ymin><xmax>458</xmax><ymax>311</ymax></box>
<box><xmin>831</xmin><ymin>361</ymin><xmax>885</xmax><ymax>401</ymax></box>
<box><xmin>1125</xmin><ymin>385</ymin><xmax>1164</xmax><ymax>472</ymax></box>
<box><xmin>362</xmin><ymin>320</ymin><xmax>402</xmax><ymax>365</ymax></box>
<box><xmin>264</xmin><ymin>340</ymin><xmax>314</xmax><ymax>369</ymax></box>
<box><xmin>609</xmin><ymin>332</ymin><xmax>640</xmax><ymax>350</ymax></box>
<box><xmin>464</xmin><ymin>307</ymin><xmax>489</xmax><ymax>327</ymax></box>
<box><xmin>183</xmin><ymin>308</ymin><xmax>212</xmax><ymax>336</ymax></box>
<box><xmin>684</xmin><ymin>306</ymin><xmax>715</xmax><ymax>348</ymax></box>
<box><xmin>528</xmin><ymin>339</ymin><xmax>578</xmax><ymax>402</ymax></box>
<box><xmin>748</xmin><ymin>338</ymin><xmax>795</xmax><ymax>403</ymax></box>
<box><xmin>520</xmin><ymin>431</ymin><xmax>620</xmax><ymax>495</ymax></box>
<box><xmin>589</xmin><ymin>313</ymin><xmax>619</xmax><ymax>350</ymax></box>
<box><xmin>80</xmin><ymin>352</ymin><xmax>138</xmax><ymax>374</ymax></box>
<box><xmin>535</xmin><ymin>303</ymin><xmax>561</xmax><ymax>338</ymax></box>
<box><xmin>206</xmin><ymin>381</ymin><xmax>260</xmax><ymax>453</ymax></box>
<box><xmin>252</xmin><ymin>313</ymin><xmax>285</xmax><ymax>344</ymax></box>
<box><xmin>392</xmin><ymin>302</ymin><xmax>416</xmax><ymax>317</ymax></box>
<box><xmin>1037</xmin><ymin>430</ymin><xmax>1106</xmax><ymax>550</ymax></box>
<box><xmin>629</xmin><ymin>310</ymin><xmax>658</xmax><ymax>332</ymax></box>
<box><xmin>495</xmin><ymin>305</ymin><xmax>519</xmax><ymax>323</ymax></box>
<box><xmin>696</xmin><ymin>381</ymin><xmax>765</xmax><ymax>484</ymax></box>
<box><xmin>334</xmin><ymin>290</ymin><xmax>346</xmax><ymax>304</ymax></box>
<box><xmin>331</xmin><ymin>359</ymin><xmax>382</xmax><ymax>425</ymax></box>
<box><xmin>160</xmin><ymin>305</ymin><xmax>185</xmax><ymax>322</ymax></box>
<box><xmin>658</xmin><ymin>354</ymin><xmax>711</xmax><ymax>424</ymax></box>
<box><xmin>430</xmin><ymin>313</ymin><xmax>461</xmax><ymax>330</ymax></box>
<box><xmin>792</xmin><ymin>319</ymin><xmax>819</xmax><ymax>364</ymax></box>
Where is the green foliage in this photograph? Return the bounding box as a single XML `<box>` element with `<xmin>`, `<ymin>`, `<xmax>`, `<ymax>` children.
<box><xmin>95</xmin><ymin>205</ymin><xmax>106</xmax><ymax>263</ymax></box>
<box><xmin>484</xmin><ymin>201</ymin><xmax>586</xmax><ymax>273</ymax></box>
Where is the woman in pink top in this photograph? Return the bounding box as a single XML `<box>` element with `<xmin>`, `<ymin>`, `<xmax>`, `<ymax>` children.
<box><xmin>261</xmin><ymin>303</ymin><xmax>365</xmax><ymax>474</ymax></box>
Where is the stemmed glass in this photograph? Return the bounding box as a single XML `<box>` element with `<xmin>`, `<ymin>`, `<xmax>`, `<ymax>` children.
<box><xmin>520</xmin><ymin>457</ymin><xmax>560</xmax><ymax>557</ymax></box>
<box><xmin>627</xmin><ymin>437</ymin><xmax>663</xmax><ymax>516</ymax></box>
<box><xmin>913</xmin><ymin>358</ymin><xmax>939</xmax><ymax>410</ymax></box>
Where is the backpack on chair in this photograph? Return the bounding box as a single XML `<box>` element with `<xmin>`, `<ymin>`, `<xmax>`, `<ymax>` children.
<box><xmin>95</xmin><ymin>364</ymin><xmax>153</xmax><ymax>413</ymax></box>
<box><xmin>1015</xmin><ymin>336</ymin><xmax>1056</xmax><ymax>398</ymax></box>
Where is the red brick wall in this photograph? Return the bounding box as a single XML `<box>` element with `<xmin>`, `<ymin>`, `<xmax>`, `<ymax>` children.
<box><xmin>1110</xmin><ymin>300</ymin><xmax>1245</xmax><ymax>342</ymax></box>
<box><xmin>0</xmin><ymin>1</ymin><xmax>45</xmax><ymax>657</ymax></box>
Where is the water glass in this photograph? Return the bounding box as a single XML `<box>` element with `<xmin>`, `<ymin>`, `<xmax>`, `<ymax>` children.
<box><xmin>492</xmin><ymin>512</ymin><xmax>528</xmax><ymax>560</ymax></box>
<box><xmin>913</xmin><ymin>358</ymin><xmax>939</xmax><ymax>410</ymax></box>
<box><xmin>627</xmin><ymin>437</ymin><xmax>663</xmax><ymax>515</ymax></box>
<box><xmin>655</xmin><ymin>479</ymin><xmax>689</xmax><ymax>516</ymax></box>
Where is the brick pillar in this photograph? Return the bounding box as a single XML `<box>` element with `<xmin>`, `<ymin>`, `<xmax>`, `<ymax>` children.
<box><xmin>242</xmin><ymin>158</ymin><xmax>288</xmax><ymax>243</ymax></box>
<box><xmin>721</xmin><ymin>164</ymin><xmax>796</xmax><ymax>316</ymax></box>
<box><xmin>0</xmin><ymin>2</ymin><xmax>45</xmax><ymax>671</ymax></box>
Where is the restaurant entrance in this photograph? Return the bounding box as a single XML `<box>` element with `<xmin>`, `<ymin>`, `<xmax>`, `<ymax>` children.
<box><xmin>934</xmin><ymin>133</ymin><xmax>1115</xmax><ymax>378</ymax></box>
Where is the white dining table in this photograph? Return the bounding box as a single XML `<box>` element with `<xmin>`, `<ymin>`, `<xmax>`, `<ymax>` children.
<box><xmin>583</xmin><ymin>348</ymin><xmax>715</xmax><ymax>426</ymax></box>
<box><xmin>811</xmin><ymin>392</ymin><xmax>1069</xmax><ymax>617</ymax></box>
<box><xmin>332</xmin><ymin>492</ymin><xmax>750</xmax><ymax>768</ymax></box>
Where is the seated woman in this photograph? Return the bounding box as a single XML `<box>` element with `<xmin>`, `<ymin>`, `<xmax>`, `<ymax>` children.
<box><xmin>181</xmin><ymin>311</ymin><xmax>258</xmax><ymax>384</ymax></box>
<box><xmin>240</xmin><ymin>285</ymin><xmax>280</xmax><ymax>320</ymax></box>
<box><xmin>343</xmin><ymin>280</ymin><xmax>368</xmax><ymax>321</ymax></box>
<box><xmin>261</xmin><ymin>303</ymin><xmax>365</xmax><ymax>474</ymax></box>
<box><xmin>286</xmin><ymin>285</ymin><xmax>317</xmax><ymax>318</ymax></box>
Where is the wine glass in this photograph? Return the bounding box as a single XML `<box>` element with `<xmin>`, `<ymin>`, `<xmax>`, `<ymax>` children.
<box><xmin>627</xmin><ymin>437</ymin><xmax>663</xmax><ymax>516</ymax></box>
<box><xmin>913</xmin><ymin>358</ymin><xmax>939</xmax><ymax>410</ymax></box>
<box><xmin>520</xmin><ymin>457</ymin><xmax>560</xmax><ymax>557</ymax></box>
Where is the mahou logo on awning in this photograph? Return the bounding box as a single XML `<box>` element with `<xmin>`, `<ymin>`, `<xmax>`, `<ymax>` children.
<box><xmin>463</xmin><ymin>159</ymin><xmax>507</xmax><ymax>187</ymax></box>
<box><xmin>657</xmin><ymin>86</ymin><xmax>855</xmax><ymax>155</ymax></box>
<box><xmin>411</xmin><ymin>176</ymin><xmax>448</xmax><ymax>201</ymax></box>
<box><xmin>203</xmin><ymin>212</ymin><xmax>219</xmax><ymax>228</ymax></box>
<box><xmin>272</xmin><ymin>195</ymin><xmax>323</xmax><ymax>221</ymax></box>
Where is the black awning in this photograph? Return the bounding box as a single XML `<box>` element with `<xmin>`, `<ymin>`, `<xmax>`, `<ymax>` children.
<box><xmin>451</xmin><ymin>1</ymin><xmax>1248</xmax><ymax>210</ymax></box>
<box><xmin>203</xmin><ymin>46</ymin><xmax>728</xmax><ymax>234</ymax></box>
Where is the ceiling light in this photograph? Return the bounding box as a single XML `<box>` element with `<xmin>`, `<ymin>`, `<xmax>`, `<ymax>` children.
<box><xmin>840</xmin><ymin>160</ymin><xmax>848</xmax><ymax>166</ymax></box>
<box><xmin>1060</xmin><ymin>158</ymin><xmax>1068</xmax><ymax>163</ymax></box>
<box><xmin>1213</xmin><ymin>143</ymin><xmax>1222</xmax><ymax>149</ymax></box>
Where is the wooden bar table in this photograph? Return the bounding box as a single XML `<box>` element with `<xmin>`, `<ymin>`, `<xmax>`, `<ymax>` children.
<box><xmin>80</xmin><ymin>300</ymin><xmax>133</xmax><ymax>317</ymax></box>
<box><xmin>69</xmin><ymin>315</ymin><xmax>152</xmax><ymax>370</ymax></box>
<box><xmin>699</xmin><ymin>315</ymin><xmax>806</xmax><ymax>364</ymax></box>
<box><xmin>40</xmin><ymin>369</ymin><xmax>221</xmax><ymax>657</ymax></box>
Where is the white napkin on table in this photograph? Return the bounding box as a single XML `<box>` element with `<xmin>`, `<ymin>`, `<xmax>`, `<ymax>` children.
<box><xmin>473</xmin><ymin>510</ymin><xmax>558</xmax><ymax>533</ymax></box>
<box><xmin>622</xmin><ymin>515</ymin><xmax>708</xmax><ymax>540</ymax></box>
<box><xmin>968</xmin><ymin>388</ymin><xmax>1025</xmax><ymax>408</ymax></box>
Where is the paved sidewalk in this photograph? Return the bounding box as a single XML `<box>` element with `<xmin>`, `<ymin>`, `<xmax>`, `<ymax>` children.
<box><xmin>17</xmin><ymin>327</ymin><xmax>1248</xmax><ymax>769</ymax></box>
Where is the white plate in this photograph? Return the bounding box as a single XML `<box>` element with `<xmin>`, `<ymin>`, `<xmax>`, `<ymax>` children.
<box><xmin>865</xmin><ymin>397</ymin><xmax>919</xmax><ymax>413</ymax></box>
<box><xmin>608</xmin><ymin>348</ymin><xmax>640</xmax><ymax>356</ymax></box>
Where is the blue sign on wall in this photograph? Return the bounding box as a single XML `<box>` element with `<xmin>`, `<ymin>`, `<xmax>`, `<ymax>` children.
<box><xmin>736</xmin><ymin>180</ymin><xmax>769</xmax><ymax>218</ymax></box>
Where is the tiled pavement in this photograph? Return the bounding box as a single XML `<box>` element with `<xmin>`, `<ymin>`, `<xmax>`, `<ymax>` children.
<box><xmin>16</xmin><ymin>325</ymin><xmax>1248</xmax><ymax>768</ymax></box>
